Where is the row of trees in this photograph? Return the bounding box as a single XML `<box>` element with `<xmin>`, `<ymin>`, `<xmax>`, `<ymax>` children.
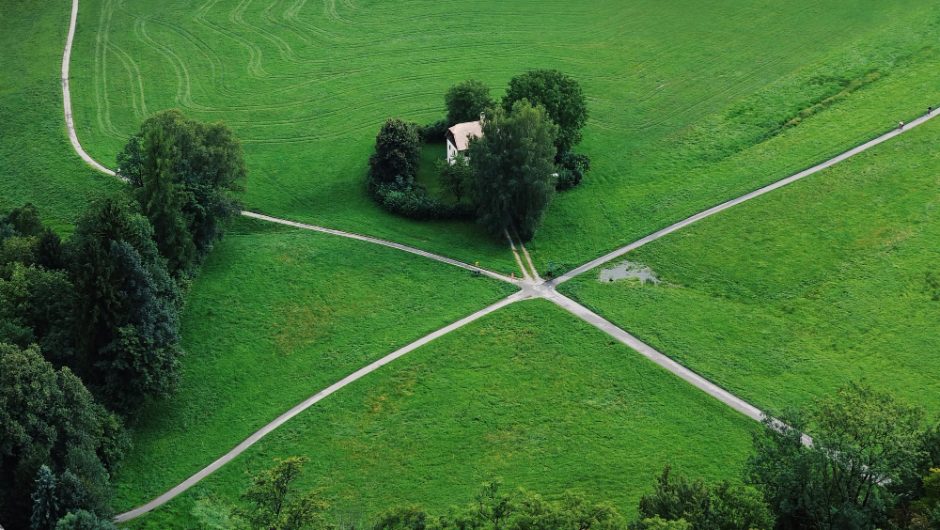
<box><xmin>0</xmin><ymin>110</ymin><xmax>245</xmax><ymax>528</ymax></box>
<box><xmin>368</xmin><ymin>70</ymin><xmax>590</xmax><ymax>240</ymax></box>
<box><xmin>188</xmin><ymin>383</ymin><xmax>940</xmax><ymax>529</ymax></box>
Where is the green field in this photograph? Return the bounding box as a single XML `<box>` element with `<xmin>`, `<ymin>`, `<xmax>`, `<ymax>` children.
<box><xmin>0</xmin><ymin>0</ymin><xmax>121</xmax><ymax>233</ymax></box>
<box><xmin>111</xmin><ymin>216</ymin><xmax>513</xmax><ymax>510</ymax></box>
<box><xmin>68</xmin><ymin>0</ymin><xmax>940</xmax><ymax>272</ymax></box>
<box><xmin>121</xmin><ymin>300</ymin><xmax>755</xmax><ymax>528</ymax></box>
<box><xmin>4</xmin><ymin>0</ymin><xmax>940</xmax><ymax>525</ymax></box>
<box><xmin>561</xmin><ymin>117</ymin><xmax>940</xmax><ymax>417</ymax></box>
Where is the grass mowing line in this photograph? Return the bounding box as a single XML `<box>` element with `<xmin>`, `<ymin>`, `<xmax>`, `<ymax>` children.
<box><xmin>551</xmin><ymin>106</ymin><xmax>940</xmax><ymax>286</ymax></box>
<box><xmin>115</xmin><ymin>291</ymin><xmax>528</xmax><ymax>523</ymax></box>
<box><xmin>242</xmin><ymin>211</ymin><xmax>520</xmax><ymax>285</ymax></box>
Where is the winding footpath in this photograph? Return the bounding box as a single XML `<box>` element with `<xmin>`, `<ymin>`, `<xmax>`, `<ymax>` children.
<box><xmin>58</xmin><ymin>0</ymin><xmax>937</xmax><ymax>522</ymax></box>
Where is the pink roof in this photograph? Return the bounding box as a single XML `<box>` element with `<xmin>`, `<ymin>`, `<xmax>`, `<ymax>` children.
<box><xmin>447</xmin><ymin>120</ymin><xmax>483</xmax><ymax>151</ymax></box>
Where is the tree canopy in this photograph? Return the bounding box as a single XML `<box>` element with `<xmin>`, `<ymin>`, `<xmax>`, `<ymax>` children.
<box><xmin>469</xmin><ymin>100</ymin><xmax>558</xmax><ymax>240</ymax></box>
<box><xmin>445</xmin><ymin>79</ymin><xmax>493</xmax><ymax>125</ymax></box>
<box><xmin>503</xmin><ymin>69</ymin><xmax>588</xmax><ymax>155</ymax></box>
<box><xmin>369</xmin><ymin>118</ymin><xmax>421</xmax><ymax>187</ymax></box>
<box><xmin>117</xmin><ymin>109</ymin><xmax>245</xmax><ymax>274</ymax></box>
<box><xmin>0</xmin><ymin>343</ymin><xmax>125</xmax><ymax>528</ymax></box>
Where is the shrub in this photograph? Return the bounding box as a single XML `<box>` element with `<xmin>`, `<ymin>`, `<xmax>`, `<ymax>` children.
<box><xmin>371</xmin><ymin>182</ymin><xmax>473</xmax><ymax>221</ymax></box>
<box><xmin>419</xmin><ymin>119</ymin><xmax>449</xmax><ymax>143</ymax></box>
<box><xmin>555</xmin><ymin>152</ymin><xmax>591</xmax><ymax>191</ymax></box>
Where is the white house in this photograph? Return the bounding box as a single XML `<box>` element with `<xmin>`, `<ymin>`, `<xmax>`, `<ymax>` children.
<box><xmin>445</xmin><ymin>120</ymin><xmax>483</xmax><ymax>164</ymax></box>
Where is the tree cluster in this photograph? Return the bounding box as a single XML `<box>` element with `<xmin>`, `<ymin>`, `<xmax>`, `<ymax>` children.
<box><xmin>368</xmin><ymin>70</ymin><xmax>590</xmax><ymax>242</ymax></box>
<box><xmin>0</xmin><ymin>110</ymin><xmax>245</xmax><ymax>529</ymax></box>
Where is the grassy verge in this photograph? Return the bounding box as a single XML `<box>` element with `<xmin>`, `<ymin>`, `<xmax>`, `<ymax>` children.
<box><xmin>121</xmin><ymin>299</ymin><xmax>756</xmax><ymax>527</ymax></box>
<box><xmin>561</xmin><ymin>118</ymin><xmax>940</xmax><ymax>416</ymax></box>
<box><xmin>112</xmin><ymin>216</ymin><xmax>515</xmax><ymax>510</ymax></box>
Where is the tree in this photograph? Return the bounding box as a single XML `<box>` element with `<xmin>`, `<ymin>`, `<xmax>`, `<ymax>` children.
<box><xmin>137</xmin><ymin>122</ymin><xmax>195</xmax><ymax>276</ymax></box>
<box><xmin>54</xmin><ymin>510</ymin><xmax>118</xmax><ymax>530</ymax></box>
<box><xmin>0</xmin><ymin>263</ymin><xmax>77</xmax><ymax>363</ymax></box>
<box><xmin>0</xmin><ymin>344</ymin><xmax>124</xmax><ymax>527</ymax></box>
<box><xmin>369</xmin><ymin>118</ymin><xmax>421</xmax><ymax>187</ymax></box>
<box><xmin>32</xmin><ymin>465</ymin><xmax>60</xmax><ymax>530</ymax></box>
<box><xmin>445</xmin><ymin>79</ymin><xmax>493</xmax><ymax>125</ymax></box>
<box><xmin>630</xmin><ymin>517</ymin><xmax>692</xmax><ymax>530</ymax></box>
<box><xmin>468</xmin><ymin>100</ymin><xmax>558</xmax><ymax>240</ymax></box>
<box><xmin>67</xmin><ymin>198</ymin><xmax>182</xmax><ymax>412</ymax></box>
<box><xmin>5</xmin><ymin>203</ymin><xmax>45</xmax><ymax>238</ymax></box>
<box><xmin>436</xmin><ymin>154</ymin><xmax>472</xmax><ymax>203</ymax></box>
<box><xmin>503</xmin><ymin>69</ymin><xmax>588</xmax><ymax>155</ymax></box>
<box><xmin>117</xmin><ymin>109</ymin><xmax>245</xmax><ymax>267</ymax></box>
<box><xmin>635</xmin><ymin>467</ymin><xmax>772</xmax><ymax>530</ymax></box>
<box><xmin>747</xmin><ymin>383</ymin><xmax>928</xmax><ymax>530</ymax></box>
<box><xmin>238</xmin><ymin>456</ymin><xmax>330</xmax><ymax>530</ymax></box>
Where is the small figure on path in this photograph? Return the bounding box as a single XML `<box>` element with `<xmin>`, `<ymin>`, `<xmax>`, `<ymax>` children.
<box><xmin>929</xmin><ymin>106</ymin><xmax>934</xmax><ymax>116</ymax></box>
<box><xmin>898</xmin><ymin>120</ymin><xmax>905</xmax><ymax>130</ymax></box>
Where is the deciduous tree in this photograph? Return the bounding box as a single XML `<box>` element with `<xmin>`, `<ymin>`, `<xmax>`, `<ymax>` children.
<box><xmin>503</xmin><ymin>70</ymin><xmax>588</xmax><ymax>155</ymax></box>
<box><xmin>445</xmin><ymin>79</ymin><xmax>493</xmax><ymax>125</ymax></box>
<box><xmin>468</xmin><ymin>101</ymin><xmax>558</xmax><ymax>240</ymax></box>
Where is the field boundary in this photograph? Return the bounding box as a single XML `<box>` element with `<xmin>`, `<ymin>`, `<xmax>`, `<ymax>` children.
<box><xmin>57</xmin><ymin>0</ymin><xmax>933</xmax><ymax>522</ymax></box>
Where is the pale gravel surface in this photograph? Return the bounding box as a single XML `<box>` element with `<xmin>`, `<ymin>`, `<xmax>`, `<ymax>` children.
<box><xmin>58</xmin><ymin>0</ymin><xmax>933</xmax><ymax>521</ymax></box>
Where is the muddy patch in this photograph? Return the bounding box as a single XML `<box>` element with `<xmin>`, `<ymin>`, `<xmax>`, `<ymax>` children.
<box><xmin>599</xmin><ymin>261</ymin><xmax>661</xmax><ymax>284</ymax></box>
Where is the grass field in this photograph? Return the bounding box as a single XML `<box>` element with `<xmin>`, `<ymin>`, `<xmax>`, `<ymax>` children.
<box><xmin>5</xmin><ymin>0</ymin><xmax>940</xmax><ymax>525</ymax></box>
<box><xmin>0</xmin><ymin>0</ymin><xmax>121</xmax><ymax>233</ymax></box>
<box><xmin>111</xmin><ymin>216</ymin><xmax>514</xmax><ymax>510</ymax></box>
<box><xmin>561</xmin><ymin>117</ymin><xmax>940</xmax><ymax>417</ymax></box>
<box><xmin>120</xmin><ymin>300</ymin><xmax>756</xmax><ymax>528</ymax></box>
<box><xmin>67</xmin><ymin>0</ymin><xmax>940</xmax><ymax>272</ymax></box>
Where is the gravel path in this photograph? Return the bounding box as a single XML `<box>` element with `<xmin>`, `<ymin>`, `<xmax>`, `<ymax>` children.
<box><xmin>58</xmin><ymin>0</ymin><xmax>931</xmax><ymax>521</ymax></box>
<box><xmin>552</xmin><ymin>108</ymin><xmax>939</xmax><ymax>285</ymax></box>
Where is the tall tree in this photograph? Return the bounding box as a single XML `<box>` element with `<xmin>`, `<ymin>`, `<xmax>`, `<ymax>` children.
<box><xmin>117</xmin><ymin>110</ymin><xmax>245</xmax><ymax>267</ymax></box>
<box><xmin>445</xmin><ymin>79</ymin><xmax>493</xmax><ymax>125</ymax></box>
<box><xmin>0</xmin><ymin>344</ymin><xmax>124</xmax><ymax>527</ymax></box>
<box><xmin>31</xmin><ymin>465</ymin><xmax>60</xmax><ymax>530</ymax></box>
<box><xmin>369</xmin><ymin>118</ymin><xmax>421</xmax><ymax>187</ymax></box>
<box><xmin>68</xmin><ymin>198</ymin><xmax>182</xmax><ymax>411</ymax></box>
<box><xmin>0</xmin><ymin>263</ymin><xmax>76</xmax><ymax>365</ymax></box>
<box><xmin>747</xmin><ymin>383</ymin><xmax>927</xmax><ymax>530</ymax></box>
<box><xmin>468</xmin><ymin>101</ymin><xmax>558</xmax><ymax>240</ymax></box>
<box><xmin>137</xmin><ymin>123</ymin><xmax>195</xmax><ymax>276</ymax></box>
<box><xmin>503</xmin><ymin>69</ymin><xmax>588</xmax><ymax>156</ymax></box>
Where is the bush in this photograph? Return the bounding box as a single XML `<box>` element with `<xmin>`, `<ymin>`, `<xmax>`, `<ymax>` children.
<box><xmin>437</xmin><ymin>154</ymin><xmax>472</xmax><ymax>203</ymax></box>
<box><xmin>371</xmin><ymin>182</ymin><xmax>473</xmax><ymax>221</ymax></box>
<box><xmin>369</xmin><ymin>119</ymin><xmax>421</xmax><ymax>187</ymax></box>
<box><xmin>419</xmin><ymin>119</ymin><xmax>449</xmax><ymax>143</ymax></box>
<box><xmin>555</xmin><ymin>152</ymin><xmax>591</xmax><ymax>191</ymax></box>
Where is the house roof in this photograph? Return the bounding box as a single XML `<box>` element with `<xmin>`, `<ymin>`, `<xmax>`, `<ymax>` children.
<box><xmin>447</xmin><ymin>120</ymin><xmax>483</xmax><ymax>151</ymax></box>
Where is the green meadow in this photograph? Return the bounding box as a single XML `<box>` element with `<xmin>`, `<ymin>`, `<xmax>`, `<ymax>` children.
<box><xmin>112</xmin><ymin>216</ymin><xmax>513</xmax><ymax>510</ymax></box>
<box><xmin>561</xmin><ymin>117</ymin><xmax>940</xmax><ymax>417</ymax></box>
<box><xmin>68</xmin><ymin>0</ymin><xmax>940</xmax><ymax>271</ymax></box>
<box><xmin>0</xmin><ymin>0</ymin><xmax>121</xmax><ymax>233</ymax></box>
<box><xmin>121</xmin><ymin>300</ymin><xmax>755</xmax><ymax>528</ymax></box>
<box><xmin>2</xmin><ymin>0</ymin><xmax>940</xmax><ymax>525</ymax></box>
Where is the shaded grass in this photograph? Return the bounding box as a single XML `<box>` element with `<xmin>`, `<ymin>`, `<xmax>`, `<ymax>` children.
<box><xmin>0</xmin><ymin>0</ymin><xmax>121</xmax><ymax>233</ymax></box>
<box><xmin>561</xmin><ymin>118</ymin><xmax>940</xmax><ymax>417</ymax></box>
<box><xmin>122</xmin><ymin>299</ymin><xmax>756</xmax><ymax>528</ymax></box>
<box><xmin>112</xmin><ymin>216</ymin><xmax>514</xmax><ymax>509</ymax></box>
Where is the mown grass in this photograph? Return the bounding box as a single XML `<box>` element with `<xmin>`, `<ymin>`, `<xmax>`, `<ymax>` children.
<box><xmin>111</xmin><ymin>216</ymin><xmax>514</xmax><ymax>511</ymax></box>
<box><xmin>121</xmin><ymin>299</ymin><xmax>756</xmax><ymax>528</ymax></box>
<box><xmin>68</xmin><ymin>0</ymin><xmax>940</xmax><ymax>272</ymax></box>
<box><xmin>561</xmin><ymin>118</ymin><xmax>940</xmax><ymax>417</ymax></box>
<box><xmin>0</xmin><ymin>0</ymin><xmax>121</xmax><ymax>233</ymax></box>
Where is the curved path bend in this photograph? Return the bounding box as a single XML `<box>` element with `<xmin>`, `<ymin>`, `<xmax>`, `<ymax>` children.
<box><xmin>60</xmin><ymin>0</ymin><xmax>931</xmax><ymax>522</ymax></box>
